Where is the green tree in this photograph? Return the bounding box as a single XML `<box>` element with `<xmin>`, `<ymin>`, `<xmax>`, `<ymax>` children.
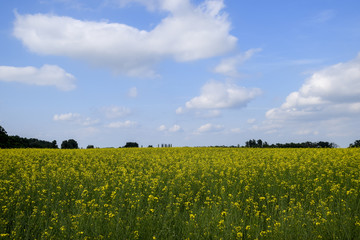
<box><xmin>123</xmin><ymin>142</ymin><xmax>139</xmax><ymax>148</ymax></box>
<box><xmin>61</xmin><ymin>139</ymin><xmax>79</xmax><ymax>149</ymax></box>
<box><xmin>0</xmin><ymin>125</ymin><xmax>9</xmax><ymax>148</ymax></box>
<box><xmin>51</xmin><ymin>140</ymin><xmax>58</xmax><ymax>149</ymax></box>
<box><xmin>349</xmin><ymin>140</ymin><xmax>360</xmax><ymax>148</ymax></box>
<box><xmin>0</xmin><ymin>125</ymin><xmax>7</xmax><ymax>135</ymax></box>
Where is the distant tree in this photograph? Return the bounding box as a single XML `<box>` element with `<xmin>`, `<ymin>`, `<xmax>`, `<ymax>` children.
<box><xmin>61</xmin><ymin>140</ymin><xmax>68</xmax><ymax>149</ymax></box>
<box><xmin>245</xmin><ymin>139</ymin><xmax>264</xmax><ymax>148</ymax></box>
<box><xmin>0</xmin><ymin>125</ymin><xmax>9</xmax><ymax>148</ymax></box>
<box><xmin>349</xmin><ymin>140</ymin><xmax>360</xmax><ymax>148</ymax></box>
<box><xmin>123</xmin><ymin>142</ymin><xmax>139</xmax><ymax>148</ymax></box>
<box><xmin>61</xmin><ymin>139</ymin><xmax>79</xmax><ymax>149</ymax></box>
<box><xmin>245</xmin><ymin>139</ymin><xmax>256</xmax><ymax>148</ymax></box>
<box><xmin>244</xmin><ymin>139</ymin><xmax>336</xmax><ymax>148</ymax></box>
<box><xmin>51</xmin><ymin>140</ymin><xmax>58</xmax><ymax>149</ymax></box>
<box><xmin>0</xmin><ymin>125</ymin><xmax>7</xmax><ymax>136</ymax></box>
<box><xmin>148</xmin><ymin>145</ymin><xmax>153</xmax><ymax>148</ymax></box>
<box><xmin>87</xmin><ymin>145</ymin><xmax>94</xmax><ymax>149</ymax></box>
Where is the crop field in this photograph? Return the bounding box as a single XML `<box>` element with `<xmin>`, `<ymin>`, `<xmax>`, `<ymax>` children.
<box><xmin>1</xmin><ymin>148</ymin><xmax>360</xmax><ymax>239</ymax></box>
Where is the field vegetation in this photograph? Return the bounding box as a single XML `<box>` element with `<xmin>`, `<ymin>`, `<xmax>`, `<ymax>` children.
<box><xmin>1</xmin><ymin>148</ymin><xmax>360</xmax><ymax>239</ymax></box>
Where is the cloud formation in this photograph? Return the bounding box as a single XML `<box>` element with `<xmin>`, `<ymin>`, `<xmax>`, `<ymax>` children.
<box><xmin>214</xmin><ymin>48</ymin><xmax>262</xmax><ymax>77</ymax></box>
<box><xmin>195</xmin><ymin>123</ymin><xmax>224</xmax><ymax>133</ymax></box>
<box><xmin>14</xmin><ymin>0</ymin><xmax>236</xmax><ymax>77</ymax></box>
<box><xmin>53</xmin><ymin>112</ymin><xmax>99</xmax><ymax>126</ymax></box>
<box><xmin>106</xmin><ymin>120</ymin><xmax>137</xmax><ymax>128</ymax></box>
<box><xmin>266</xmin><ymin>53</ymin><xmax>360</xmax><ymax>121</ymax></box>
<box><xmin>53</xmin><ymin>113</ymin><xmax>80</xmax><ymax>121</ymax></box>
<box><xmin>183</xmin><ymin>80</ymin><xmax>261</xmax><ymax>110</ymax></box>
<box><xmin>157</xmin><ymin>124</ymin><xmax>182</xmax><ymax>133</ymax></box>
<box><xmin>0</xmin><ymin>64</ymin><xmax>76</xmax><ymax>91</ymax></box>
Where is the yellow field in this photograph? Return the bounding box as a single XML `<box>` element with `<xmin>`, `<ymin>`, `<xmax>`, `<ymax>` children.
<box><xmin>1</xmin><ymin>148</ymin><xmax>360</xmax><ymax>239</ymax></box>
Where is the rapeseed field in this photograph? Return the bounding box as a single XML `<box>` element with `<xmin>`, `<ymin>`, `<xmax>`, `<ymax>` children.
<box><xmin>1</xmin><ymin>148</ymin><xmax>360</xmax><ymax>239</ymax></box>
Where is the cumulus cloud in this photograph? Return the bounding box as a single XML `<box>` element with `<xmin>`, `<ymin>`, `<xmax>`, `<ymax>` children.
<box><xmin>0</xmin><ymin>64</ymin><xmax>76</xmax><ymax>91</ymax></box>
<box><xmin>112</xmin><ymin>0</ymin><xmax>191</xmax><ymax>12</ymax></box>
<box><xmin>53</xmin><ymin>113</ymin><xmax>80</xmax><ymax>121</ymax></box>
<box><xmin>157</xmin><ymin>125</ymin><xmax>167</xmax><ymax>131</ymax></box>
<box><xmin>106</xmin><ymin>120</ymin><xmax>137</xmax><ymax>128</ymax></box>
<box><xmin>157</xmin><ymin>124</ymin><xmax>182</xmax><ymax>133</ymax></box>
<box><xmin>53</xmin><ymin>112</ymin><xmax>99</xmax><ymax>126</ymax></box>
<box><xmin>195</xmin><ymin>123</ymin><xmax>224</xmax><ymax>133</ymax></box>
<box><xmin>266</xmin><ymin>53</ymin><xmax>360</xmax><ymax>122</ymax></box>
<box><xmin>183</xmin><ymin>80</ymin><xmax>261</xmax><ymax>110</ymax></box>
<box><xmin>13</xmin><ymin>0</ymin><xmax>237</xmax><ymax>77</ymax></box>
<box><xmin>214</xmin><ymin>48</ymin><xmax>262</xmax><ymax>77</ymax></box>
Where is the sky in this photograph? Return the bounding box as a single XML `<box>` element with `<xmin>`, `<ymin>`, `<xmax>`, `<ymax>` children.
<box><xmin>0</xmin><ymin>0</ymin><xmax>360</xmax><ymax>148</ymax></box>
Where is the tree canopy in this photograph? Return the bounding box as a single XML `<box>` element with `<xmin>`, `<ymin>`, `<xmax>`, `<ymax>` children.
<box><xmin>61</xmin><ymin>139</ymin><xmax>79</xmax><ymax>149</ymax></box>
<box><xmin>349</xmin><ymin>140</ymin><xmax>360</xmax><ymax>148</ymax></box>
<box><xmin>245</xmin><ymin>139</ymin><xmax>337</xmax><ymax>148</ymax></box>
<box><xmin>0</xmin><ymin>125</ymin><xmax>58</xmax><ymax>149</ymax></box>
<box><xmin>123</xmin><ymin>142</ymin><xmax>139</xmax><ymax>148</ymax></box>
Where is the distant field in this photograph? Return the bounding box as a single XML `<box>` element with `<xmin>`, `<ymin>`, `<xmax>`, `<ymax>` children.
<box><xmin>1</xmin><ymin>148</ymin><xmax>360</xmax><ymax>239</ymax></box>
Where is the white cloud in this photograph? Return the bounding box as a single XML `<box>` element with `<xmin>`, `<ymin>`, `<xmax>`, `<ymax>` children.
<box><xmin>196</xmin><ymin>123</ymin><xmax>224</xmax><ymax>133</ymax></box>
<box><xmin>214</xmin><ymin>48</ymin><xmax>262</xmax><ymax>77</ymax></box>
<box><xmin>128</xmin><ymin>87</ymin><xmax>138</xmax><ymax>98</ymax></box>
<box><xmin>176</xmin><ymin>107</ymin><xmax>185</xmax><ymax>114</ymax></box>
<box><xmin>264</xmin><ymin>53</ymin><xmax>360</xmax><ymax>141</ymax></box>
<box><xmin>184</xmin><ymin>80</ymin><xmax>261</xmax><ymax>110</ymax></box>
<box><xmin>14</xmin><ymin>0</ymin><xmax>236</xmax><ymax>77</ymax></box>
<box><xmin>106</xmin><ymin>120</ymin><xmax>137</xmax><ymax>128</ymax></box>
<box><xmin>53</xmin><ymin>112</ymin><xmax>80</xmax><ymax>121</ymax></box>
<box><xmin>82</xmin><ymin>117</ymin><xmax>100</xmax><ymax>126</ymax></box>
<box><xmin>0</xmin><ymin>64</ymin><xmax>76</xmax><ymax>91</ymax></box>
<box><xmin>53</xmin><ymin>112</ymin><xmax>99</xmax><ymax>126</ymax></box>
<box><xmin>169</xmin><ymin>124</ymin><xmax>182</xmax><ymax>132</ymax></box>
<box><xmin>101</xmin><ymin>106</ymin><xmax>131</xmax><ymax>119</ymax></box>
<box><xmin>113</xmin><ymin>0</ymin><xmax>192</xmax><ymax>13</ymax></box>
<box><xmin>266</xmin><ymin>53</ymin><xmax>360</xmax><ymax>122</ymax></box>
<box><xmin>158</xmin><ymin>125</ymin><xmax>167</xmax><ymax>131</ymax></box>
<box><xmin>157</xmin><ymin>124</ymin><xmax>182</xmax><ymax>133</ymax></box>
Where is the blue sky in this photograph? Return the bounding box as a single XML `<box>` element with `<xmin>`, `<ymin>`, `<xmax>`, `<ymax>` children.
<box><xmin>1</xmin><ymin>0</ymin><xmax>360</xmax><ymax>148</ymax></box>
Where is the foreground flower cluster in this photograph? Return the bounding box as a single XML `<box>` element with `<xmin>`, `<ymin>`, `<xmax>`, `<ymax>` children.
<box><xmin>1</xmin><ymin>148</ymin><xmax>360</xmax><ymax>239</ymax></box>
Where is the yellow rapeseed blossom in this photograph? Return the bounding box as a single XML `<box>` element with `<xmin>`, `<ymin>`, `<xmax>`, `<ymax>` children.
<box><xmin>0</xmin><ymin>148</ymin><xmax>360</xmax><ymax>239</ymax></box>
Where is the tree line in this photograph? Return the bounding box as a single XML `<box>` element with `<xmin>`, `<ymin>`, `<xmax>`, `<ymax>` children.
<box><xmin>0</xmin><ymin>125</ymin><xmax>78</xmax><ymax>149</ymax></box>
<box><xmin>1</xmin><ymin>125</ymin><xmax>360</xmax><ymax>149</ymax></box>
<box><xmin>244</xmin><ymin>139</ymin><xmax>338</xmax><ymax>148</ymax></box>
